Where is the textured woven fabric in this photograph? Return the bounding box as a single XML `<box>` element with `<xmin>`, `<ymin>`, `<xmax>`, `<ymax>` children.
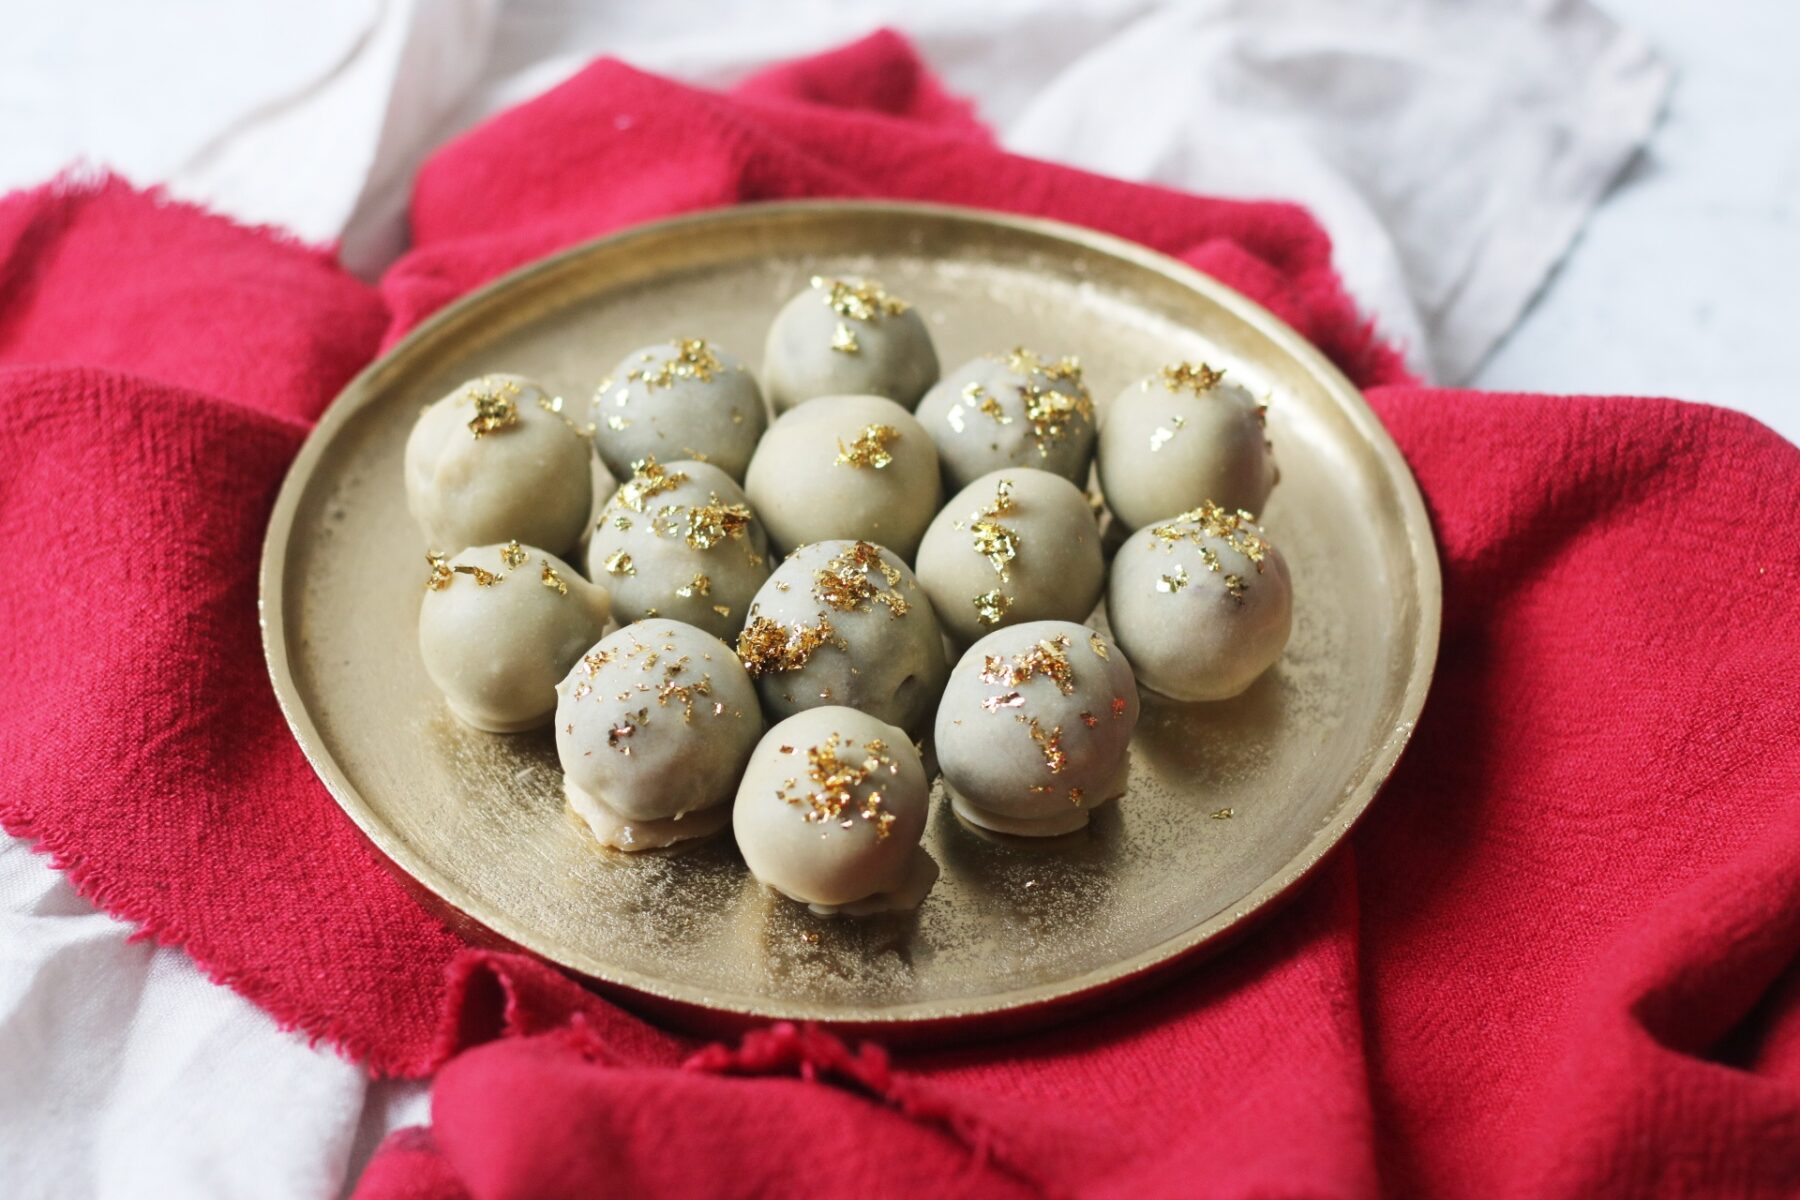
<box><xmin>1</xmin><ymin>32</ymin><xmax>1795</xmax><ymax>1197</ymax></box>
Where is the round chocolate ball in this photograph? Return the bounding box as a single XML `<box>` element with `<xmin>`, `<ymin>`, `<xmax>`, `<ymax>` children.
<box><xmin>733</xmin><ymin>706</ymin><xmax>937</xmax><ymax>915</ymax></box>
<box><xmin>418</xmin><ymin>541</ymin><xmax>611</xmax><ymax>733</ymax></box>
<box><xmin>585</xmin><ymin>458</ymin><xmax>771</xmax><ymax>641</ymax></box>
<box><xmin>762</xmin><ymin>276</ymin><xmax>939</xmax><ymax>413</ymax></box>
<box><xmin>555</xmin><ymin>619</ymin><xmax>761</xmax><ymax>851</ymax></box>
<box><xmin>1106</xmin><ymin>503</ymin><xmax>1292</xmax><ymax>701</ymax></box>
<box><xmin>1097</xmin><ymin>362</ymin><xmax>1278</xmax><ymax>531</ymax></box>
<box><xmin>590</xmin><ymin>339</ymin><xmax>768</xmax><ymax>483</ymax></box>
<box><xmin>405</xmin><ymin>374</ymin><xmax>594</xmax><ymax>556</ymax></box>
<box><xmin>915</xmin><ymin>468</ymin><xmax>1104</xmax><ymax>645</ymax></box>
<box><xmin>915</xmin><ymin>349</ymin><xmax>1097</xmax><ymax>491</ymax></box>
<box><xmin>736</xmin><ymin>540</ymin><xmax>948</xmax><ymax>733</ymax></box>
<box><xmin>744</xmin><ymin>394</ymin><xmax>941</xmax><ymax>561</ymax></box>
<box><xmin>934</xmin><ymin>620</ymin><xmax>1139</xmax><ymax>837</ymax></box>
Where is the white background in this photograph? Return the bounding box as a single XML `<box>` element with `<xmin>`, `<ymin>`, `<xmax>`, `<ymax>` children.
<box><xmin>0</xmin><ymin>2</ymin><xmax>1795</xmax><ymax>1198</ymax></box>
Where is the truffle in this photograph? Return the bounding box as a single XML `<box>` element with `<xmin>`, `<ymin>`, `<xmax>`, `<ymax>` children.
<box><xmin>915</xmin><ymin>349</ymin><xmax>1097</xmax><ymax>491</ymax></box>
<box><xmin>405</xmin><ymin>374</ymin><xmax>593</xmax><ymax>556</ymax></box>
<box><xmin>418</xmin><ymin>541</ymin><xmax>611</xmax><ymax>732</ymax></box>
<box><xmin>762</xmin><ymin>276</ymin><xmax>939</xmax><ymax>413</ymax></box>
<box><xmin>585</xmin><ymin>457</ymin><xmax>771</xmax><ymax>641</ymax></box>
<box><xmin>744</xmin><ymin>395</ymin><xmax>942</xmax><ymax>560</ymax></box>
<box><xmin>1096</xmin><ymin>362</ymin><xmax>1277</xmax><ymax>530</ymax></box>
<box><xmin>914</xmin><ymin>468</ymin><xmax>1104</xmax><ymax>645</ymax></box>
<box><xmin>736</xmin><ymin>540</ymin><xmax>948</xmax><ymax>733</ymax></box>
<box><xmin>590</xmin><ymin>339</ymin><xmax>768</xmax><ymax>483</ymax></box>
<box><xmin>1106</xmin><ymin>502</ymin><xmax>1292</xmax><ymax>701</ymax></box>
<box><xmin>934</xmin><ymin>620</ymin><xmax>1139</xmax><ymax>837</ymax></box>
<box><xmin>733</xmin><ymin>707</ymin><xmax>937</xmax><ymax>915</ymax></box>
<box><xmin>555</xmin><ymin>619</ymin><xmax>761</xmax><ymax>851</ymax></box>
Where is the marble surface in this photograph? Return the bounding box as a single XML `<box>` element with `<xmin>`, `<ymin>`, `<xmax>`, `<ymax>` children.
<box><xmin>1474</xmin><ymin>0</ymin><xmax>1800</xmax><ymax>445</ymax></box>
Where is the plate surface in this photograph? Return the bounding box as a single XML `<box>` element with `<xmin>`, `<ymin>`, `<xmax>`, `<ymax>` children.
<box><xmin>261</xmin><ymin>202</ymin><xmax>1439</xmax><ymax>1038</ymax></box>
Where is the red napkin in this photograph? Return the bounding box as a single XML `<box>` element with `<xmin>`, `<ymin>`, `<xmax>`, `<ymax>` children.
<box><xmin>2</xmin><ymin>31</ymin><xmax>1796</xmax><ymax>1198</ymax></box>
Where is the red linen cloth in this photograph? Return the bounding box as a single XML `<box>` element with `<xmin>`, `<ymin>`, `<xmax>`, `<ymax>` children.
<box><xmin>0</xmin><ymin>30</ymin><xmax>1795</xmax><ymax>1198</ymax></box>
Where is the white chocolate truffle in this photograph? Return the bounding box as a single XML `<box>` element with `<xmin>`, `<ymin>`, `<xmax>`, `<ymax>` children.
<box><xmin>762</xmin><ymin>276</ymin><xmax>939</xmax><ymax>413</ymax></box>
<box><xmin>405</xmin><ymin>374</ymin><xmax>593</xmax><ymax>556</ymax></box>
<box><xmin>585</xmin><ymin>458</ymin><xmax>771</xmax><ymax>641</ymax></box>
<box><xmin>418</xmin><ymin>541</ymin><xmax>611</xmax><ymax>733</ymax></box>
<box><xmin>1106</xmin><ymin>503</ymin><xmax>1292</xmax><ymax>701</ymax></box>
<box><xmin>1097</xmin><ymin>362</ymin><xmax>1277</xmax><ymax>531</ymax></box>
<box><xmin>733</xmin><ymin>707</ymin><xmax>937</xmax><ymax>915</ymax></box>
<box><xmin>935</xmin><ymin>621</ymin><xmax>1139</xmax><ymax>837</ymax></box>
<box><xmin>744</xmin><ymin>395</ymin><xmax>942</xmax><ymax>560</ymax></box>
<box><xmin>736</xmin><ymin>540</ymin><xmax>948</xmax><ymax>733</ymax></box>
<box><xmin>555</xmin><ymin>620</ymin><xmax>761</xmax><ymax>851</ymax></box>
<box><xmin>915</xmin><ymin>350</ymin><xmax>1097</xmax><ymax>491</ymax></box>
<box><xmin>915</xmin><ymin>469</ymin><xmax>1104</xmax><ymax>645</ymax></box>
<box><xmin>590</xmin><ymin>339</ymin><xmax>768</xmax><ymax>483</ymax></box>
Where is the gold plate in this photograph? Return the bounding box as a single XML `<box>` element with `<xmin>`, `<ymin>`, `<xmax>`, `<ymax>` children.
<box><xmin>261</xmin><ymin>202</ymin><xmax>1439</xmax><ymax>1041</ymax></box>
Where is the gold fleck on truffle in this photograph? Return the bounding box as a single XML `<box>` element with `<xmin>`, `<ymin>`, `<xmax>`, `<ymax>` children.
<box><xmin>812</xmin><ymin>541</ymin><xmax>910</xmax><ymax>617</ymax></box>
<box><xmin>616</xmin><ymin>456</ymin><xmax>690</xmax><ymax>512</ymax></box>
<box><xmin>499</xmin><ymin>541</ymin><xmax>528</xmax><ymax>569</ymax></box>
<box><xmin>737</xmin><ymin>614</ymin><xmax>838</xmax><ymax>676</ymax></box>
<box><xmin>675</xmin><ymin>572</ymin><xmax>712</xmax><ymax>598</ymax></box>
<box><xmin>465</xmin><ymin>378</ymin><xmax>522</xmax><ymax>438</ymax></box>
<box><xmin>834</xmin><ymin>423</ymin><xmax>900</xmax><ymax>469</ymax></box>
<box><xmin>773</xmin><ymin>731</ymin><xmax>898</xmax><ymax>838</ymax></box>
<box><xmin>830</xmin><ymin>322</ymin><xmax>860</xmax><ymax>355</ymax></box>
<box><xmin>813</xmin><ymin>276</ymin><xmax>911</xmax><ymax>321</ymax></box>
<box><xmin>602</xmin><ymin>550</ymin><xmax>636</xmax><ymax>576</ymax></box>
<box><xmin>540</xmin><ymin>561</ymin><xmax>570</xmax><ymax>595</ymax></box>
<box><xmin>972</xmin><ymin>588</ymin><xmax>1011</xmax><ymax>627</ymax></box>
<box><xmin>626</xmin><ymin>338</ymin><xmax>724</xmax><ymax>390</ymax></box>
<box><xmin>978</xmin><ymin>634</ymin><xmax>1075</xmax><ymax>694</ymax></box>
<box><xmin>1157</xmin><ymin>566</ymin><xmax>1190</xmax><ymax>593</ymax></box>
<box><xmin>1158</xmin><ymin>362</ymin><xmax>1226</xmax><ymax>395</ymax></box>
<box><xmin>1088</xmin><ymin>632</ymin><xmax>1109</xmax><ymax>660</ymax></box>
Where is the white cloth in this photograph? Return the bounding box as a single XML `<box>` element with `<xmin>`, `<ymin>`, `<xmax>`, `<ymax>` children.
<box><xmin>0</xmin><ymin>1</ymin><xmax>1672</xmax><ymax>1196</ymax></box>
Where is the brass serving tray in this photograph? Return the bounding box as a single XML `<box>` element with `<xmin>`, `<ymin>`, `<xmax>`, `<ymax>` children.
<box><xmin>261</xmin><ymin>201</ymin><xmax>1439</xmax><ymax>1041</ymax></box>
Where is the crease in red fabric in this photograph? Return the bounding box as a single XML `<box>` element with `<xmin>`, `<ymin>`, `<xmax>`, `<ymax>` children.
<box><xmin>0</xmin><ymin>28</ymin><xmax>1796</xmax><ymax>1199</ymax></box>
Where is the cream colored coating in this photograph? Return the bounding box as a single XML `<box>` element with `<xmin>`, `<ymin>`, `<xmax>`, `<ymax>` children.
<box><xmin>914</xmin><ymin>468</ymin><xmax>1104</xmax><ymax>645</ymax></box>
<box><xmin>744</xmin><ymin>395</ymin><xmax>942</xmax><ymax>561</ymax></box>
<box><xmin>915</xmin><ymin>351</ymin><xmax>1097</xmax><ymax>491</ymax></box>
<box><xmin>732</xmin><ymin>707</ymin><xmax>936</xmax><ymax>914</ymax></box>
<box><xmin>585</xmin><ymin>459</ymin><xmax>771</xmax><ymax>641</ymax></box>
<box><xmin>418</xmin><ymin>542</ymin><xmax>611</xmax><ymax>732</ymax></box>
<box><xmin>405</xmin><ymin>374</ymin><xmax>593</xmax><ymax>556</ymax></box>
<box><xmin>555</xmin><ymin>619</ymin><xmax>761</xmax><ymax>850</ymax></box>
<box><xmin>1106</xmin><ymin>507</ymin><xmax>1292</xmax><ymax>701</ymax></box>
<box><xmin>1097</xmin><ymin>366</ymin><xmax>1278</xmax><ymax>530</ymax></box>
<box><xmin>590</xmin><ymin>340</ymin><xmax>768</xmax><ymax>483</ymax></box>
<box><xmin>738</xmin><ymin>540</ymin><xmax>948</xmax><ymax>733</ymax></box>
<box><xmin>933</xmin><ymin>620</ymin><xmax>1139</xmax><ymax>837</ymax></box>
<box><xmin>762</xmin><ymin>278</ymin><xmax>939</xmax><ymax>413</ymax></box>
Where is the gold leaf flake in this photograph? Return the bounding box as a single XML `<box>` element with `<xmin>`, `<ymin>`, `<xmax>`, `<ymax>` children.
<box><xmin>1157</xmin><ymin>566</ymin><xmax>1190</xmax><ymax>593</ymax></box>
<box><xmin>540</xmin><ymin>561</ymin><xmax>569</xmax><ymax>595</ymax></box>
<box><xmin>1088</xmin><ymin>631</ymin><xmax>1109</xmax><ymax>660</ymax></box>
<box><xmin>625</xmin><ymin>338</ymin><xmax>723</xmax><ymax>390</ymax></box>
<box><xmin>834</xmin><ymin>423</ymin><xmax>900</xmax><ymax>469</ymax></box>
<box><xmin>602</xmin><ymin>550</ymin><xmax>636</xmax><ymax>576</ymax></box>
<box><xmin>465</xmin><ymin>378</ymin><xmax>522</xmax><ymax>438</ymax></box>
<box><xmin>499</xmin><ymin>541</ymin><xmax>527</xmax><ymax>569</ymax></box>
<box><xmin>737</xmin><ymin>614</ymin><xmax>837</xmax><ymax>676</ymax></box>
<box><xmin>1158</xmin><ymin>362</ymin><xmax>1225</xmax><ymax>394</ymax></box>
<box><xmin>830</xmin><ymin>322</ymin><xmax>860</xmax><ymax>355</ymax></box>
<box><xmin>973</xmin><ymin>588</ymin><xmax>1010</xmax><ymax>627</ymax></box>
<box><xmin>616</xmin><ymin>456</ymin><xmax>689</xmax><ymax>512</ymax></box>
<box><xmin>812</xmin><ymin>276</ymin><xmax>910</xmax><ymax>321</ymax></box>
<box><xmin>774</xmin><ymin>731</ymin><xmax>899</xmax><ymax>838</ymax></box>
<box><xmin>812</xmin><ymin>541</ymin><xmax>909</xmax><ymax>617</ymax></box>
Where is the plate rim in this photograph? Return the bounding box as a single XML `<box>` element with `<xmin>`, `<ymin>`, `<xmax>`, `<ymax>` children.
<box><xmin>259</xmin><ymin>198</ymin><xmax>1442</xmax><ymax>1025</ymax></box>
